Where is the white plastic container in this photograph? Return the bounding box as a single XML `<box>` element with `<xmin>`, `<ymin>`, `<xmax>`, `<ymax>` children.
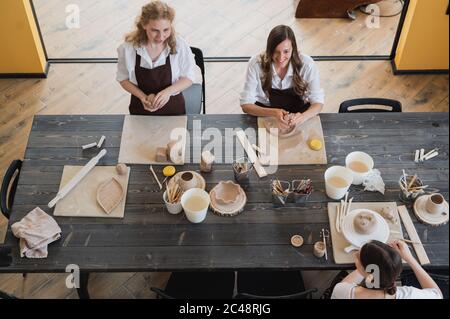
<box><xmin>324</xmin><ymin>166</ymin><xmax>353</xmax><ymax>200</ymax></box>
<box><xmin>345</xmin><ymin>151</ymin><xmax>374</xmax><ymax>185</ymax></box>
<box><xmin>181</xmin><ymin>188</ymin><xmax>210</xmax><ymax>223</ymax></box>
<box><xmin>163</xmin><ymin>190</ymin><xmax>183</xmax><ymax>215</ymax></box>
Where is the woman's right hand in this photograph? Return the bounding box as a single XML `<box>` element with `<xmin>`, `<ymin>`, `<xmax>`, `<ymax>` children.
<box><xmin>389</xmin><ymin>240</ymin><xmax>415</xmax><ymax>264</ymax></box>
<box><xmin>272</xmin><ymin>108</ymin><xmax>290</xmax><ymax>129</ymax></box>
<box><xmin>141</xmin><ymin>94</ymin><xmax>156</xmax><ymax>111</ymax></box>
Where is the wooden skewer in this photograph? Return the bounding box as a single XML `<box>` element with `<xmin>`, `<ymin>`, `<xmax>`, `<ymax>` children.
<box><xmin>401</xmin><ymin>239</ymin><xmax>421</xmax><ymax>245</ymax></box>
<box><xmin>407</xmin><ymin>174</ymin><xmax>417</xmax><ymax>189</ymax></box>
<box><xmin>149</xmin><ymin>165</ymin><xmax>162</xmax><ymax>190</ymax></box>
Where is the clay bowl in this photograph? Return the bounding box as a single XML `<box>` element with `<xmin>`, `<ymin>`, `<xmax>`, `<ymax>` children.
<box><xmin>263</xmin><ymin>118</ymin><xmax>299</xmax><ymax>138</ymax></box>
<box><xmin>213</xmin><ymin>181</ymin><xmax>242</xmax><ymax>205</ymax></box>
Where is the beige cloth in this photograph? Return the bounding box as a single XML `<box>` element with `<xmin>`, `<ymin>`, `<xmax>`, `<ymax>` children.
<box><xmin>11</xmin><ymin>207</ymin><xmax>61</xmax><ymax>259</ymax></box>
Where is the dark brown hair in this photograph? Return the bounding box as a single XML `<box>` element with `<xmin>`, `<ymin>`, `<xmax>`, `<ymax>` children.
<box><xmin>360</xmin><ymin>240</ymin><xmax>403</xmax><ymax>296</ymax></box>
<box><xmin>259</xmin><ymin>25</ymin><xmax>308</xmax><ymax>98</ymax></box>
<box><xmin>125</xmin><ymin>1</ymin><xmax>177</xmax><ymax>54</ymax></box>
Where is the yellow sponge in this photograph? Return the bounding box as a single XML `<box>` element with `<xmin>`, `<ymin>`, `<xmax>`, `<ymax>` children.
<box><xmin>308</xmin><ymin>139</ymin><xmax>323</xmax><ymax>151</ymax></box>
<box><xmin>163</xmin><ymin>166</ymin><xmax>176</xmax><ymax>177</ymax></box>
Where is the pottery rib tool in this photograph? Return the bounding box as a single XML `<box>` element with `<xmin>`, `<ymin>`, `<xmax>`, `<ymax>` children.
<box><xmin>397</xmin><ymin>205</ymin><xmax>430</xmax><ymax>265</ymax></box>
<box><xmin>48</xmin><ymin>149</ymin><xmax>107</xmax><ymax>208</ymax></box>
<box><xmin>96</xmin><ymin>177</ymin><xmax>124</xmax><ymax>214</ymax></box>
<box><xmin>149</xmin><ymin>165</ymin><xmax>163</xmax><ymax>190</ymax></box>
<box><xmin>236</xmin><ymin>130</ymin><xmax>267</xmax><ymax>178</ymax></box>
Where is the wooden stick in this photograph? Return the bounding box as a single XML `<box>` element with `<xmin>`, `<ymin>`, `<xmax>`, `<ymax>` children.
<box><xmin>335</xmin><ymin>205</ymin><xmax>341</xmax><ymax>233</ymax></box>
<box><xmin>407</xmin><ymin>175</ymin><xmax>417</xmax><ymax>189</ymax></box>
<box><xmin>149</xmin><ymin>165</ymin><xmax>162</xmax><ymax>190</ymax></box>
<box><xmin>397</xmin><ymin>205</ymin><xmax>430</xmax><ymax>265</ymax></box>
<box><xmin>236</xmin><ymin>130</ymin><xmax>268</xmax><ymax>178</ymax></box>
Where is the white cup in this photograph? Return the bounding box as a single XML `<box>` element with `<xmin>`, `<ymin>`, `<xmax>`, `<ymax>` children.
<box><xmin>345</xmin><ymin>152</ymin><xmax>374</xmax><ymax>185</ymax></box>
<box><xmin>324</xmin><ymin>166</ymin><xmax>353</xmax><ymax>200</ymax></box>
<box><xmin>181</xmin><ymin>188</ymin><xmax>210</xmax><ymax>223</ymax></box>
<box><xmin>163</xmin><ymin>191</ymin><xmax>183</xmax><ymax>215</ymax></box>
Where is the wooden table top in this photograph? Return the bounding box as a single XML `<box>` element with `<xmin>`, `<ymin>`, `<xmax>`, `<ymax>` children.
<box><xmin>1</xmin><ymin>113</ymin><xmax>448</xmax><ymax>273</ymax></box>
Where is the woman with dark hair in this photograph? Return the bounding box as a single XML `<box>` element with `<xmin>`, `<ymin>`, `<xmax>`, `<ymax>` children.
<box><xmin>117</xmin><ymin>1</ymin><xmax>196</xmax><ymax>115</ymax></box>
<box><xmin>332</xmin><ymin>240</ymin><xmax>443</xmax><ymax>299</ymax></box>
<box><xmin>240</xmin><ymin>25</ymin><xmax>324</xmax><ymax>129</ymax></box>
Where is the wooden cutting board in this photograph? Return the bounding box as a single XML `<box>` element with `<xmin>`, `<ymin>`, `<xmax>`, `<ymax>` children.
<box><xmin>54</xmin><ymin>166</ymin><xmax>130</xmax><ymax>218</ymax></box>
<box><xmin>118</xmin><ymin>115</ymin><xmax>188</xmax><ymax>165</ymax></box>
<box><xmin>257</xmin><ymin>115</ymin><xmax>327</xmax><ymax>165</ymax></box>
<box><xmin>327</xmin><ymin>202</ymin><xmax>404</xmax><ymax>264</ymax></box>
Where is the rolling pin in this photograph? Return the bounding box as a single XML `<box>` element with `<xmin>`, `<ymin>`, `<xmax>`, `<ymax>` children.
<box><xmin>48</xmin><ymin>149</ymin><xmax>107</xmax><ymax>208</ymax></box>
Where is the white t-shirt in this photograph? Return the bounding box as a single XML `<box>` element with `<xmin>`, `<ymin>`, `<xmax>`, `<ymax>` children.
<box><xmin>239</xmin><ymin>53</ymin><xmax>325</xmax><ymax>107</ymax></box>
<box><xmin>116</xmin><ymin>35</ymin><xmax>197</xmax><ymax>91</ymax></box>
<box><xmin>331</xmin><ymin>282</ymin><xmax>443</xmax><ymax>299</ymax></box>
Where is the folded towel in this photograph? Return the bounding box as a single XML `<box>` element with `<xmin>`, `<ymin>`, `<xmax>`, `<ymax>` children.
<box><xmin>11</xmin><ymin>207</ymin><xmax>61</xmax><ymax>259</ymax></box>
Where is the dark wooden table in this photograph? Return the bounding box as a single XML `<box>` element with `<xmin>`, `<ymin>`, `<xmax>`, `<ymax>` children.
<box><xmin>1</xmin><ymin>113</ymin><xmax>448</xmax><ymax>298</ymax></box>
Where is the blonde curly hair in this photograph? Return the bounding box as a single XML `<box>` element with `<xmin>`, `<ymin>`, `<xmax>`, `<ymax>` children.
<box><xmin>125</xmin><ymin>1</ymin><xmax>177</xmax><ymax>54</ymax></box>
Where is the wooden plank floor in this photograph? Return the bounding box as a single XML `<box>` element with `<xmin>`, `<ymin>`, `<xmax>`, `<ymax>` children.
<box><xmin>33</xmin><ymin>0</ymin><xmax>402</xmax><ymax>58</ymax></box>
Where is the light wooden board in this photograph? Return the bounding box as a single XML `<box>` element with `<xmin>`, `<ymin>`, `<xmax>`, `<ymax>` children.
<box><xmin>257</xmin><ymin>115</ymin><xmax>327</xmax><ymax>165</ymax></box>
<box><xmin>118</xmin><ymin>115</ymin><xmax>187</xmax><ymax>165</ymax></box>
<box><xmin>398</xmin><ymin>205</ymin><xmax>431</xmax><ymax>265</ymax></box>
<box><xmin>54</xmin><ymin>166</ymin><xmax>130</xmax><ymax>218</ymax></box>
<box><xmin>327</xmin><ymin>202</ymin><xmax>404</xmax><ymax>264</ymax></box>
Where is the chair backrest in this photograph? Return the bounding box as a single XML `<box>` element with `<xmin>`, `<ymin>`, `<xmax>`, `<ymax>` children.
<box><xmin>235</xmin><ymin>288</ymin><xmax>318</xmax><ymax>299</ymax></box>
<box><xmin>182</xmin><ymin>83</ymin><xmax>202</xmax><ymax>114</ymax></box>
<box><xmin>190</xmin><ymin>47</ymin><xmax>206</xmax><ymax>114</ymax></box>
<box><xmin>1</xmin><ymin>160</ymin><xmax>23</xmax><ymax>219</ymax></box>
<box><xmin>339</xmin><ymin>98</ymin><xmax>402</xmax><ymax>113</ymax></box>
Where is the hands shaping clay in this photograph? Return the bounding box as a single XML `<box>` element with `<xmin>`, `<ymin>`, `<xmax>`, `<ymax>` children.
<box><xmin>353</xmin><ymin>211</ymin><xmax>378</xmax><ymax>235</ymax></box>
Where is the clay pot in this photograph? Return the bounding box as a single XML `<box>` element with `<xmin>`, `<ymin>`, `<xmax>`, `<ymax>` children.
<box><xmin>167</xmin><ymin>140</ymin><xmax>183</xmax><ymax>164</ymax></box>
<box><xmin>179</xmin><ymin>172</ymin><xmax>196</xmax><ymax>190</ymax></box>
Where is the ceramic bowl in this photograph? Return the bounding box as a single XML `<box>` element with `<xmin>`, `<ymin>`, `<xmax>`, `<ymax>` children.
<box><xmin>213</xmin><ymin>181</ymin><xmax>241</xmax><ymax>205</ymax></box>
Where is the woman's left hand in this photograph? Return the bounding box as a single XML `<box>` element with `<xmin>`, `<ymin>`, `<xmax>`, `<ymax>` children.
<box><xmin>291</xmin><ymin>112</ymin><xmax>308</xmax><ymax>126</ymax></box>
<box><xmin>153</xmin><ymin>89</ymin><xmax>172</xmax><ymax>110</ymax></box>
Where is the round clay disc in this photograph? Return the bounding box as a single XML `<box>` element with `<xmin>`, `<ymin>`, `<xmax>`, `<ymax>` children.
<box><xmin>291</xmin><ymin>235</ymin><xmax>304</xmax><ymax>247</ymax></box>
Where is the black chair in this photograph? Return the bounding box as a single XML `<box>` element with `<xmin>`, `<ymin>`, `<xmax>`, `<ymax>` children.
<box><xmin>235</xmin><ymin>271</ymin><xmax>317</xmax><ymax>299</ymax></box>
<box><xmin>1</xmin><ymin>160</ymin><xmax>23</xmax><ymax>219</ymax></box>
<box><xmin>339</xmin><ymin>98</ymin><xmax>402</xmax><ymax>113</ymax></box>
<box><xmin>190</xmin><ymin>47</ymin><xmax>206</xmax><ymax>114</ymax></box>
<box><xmin>0</xmin><ymin>290</ymin><xmax>18</xmax><ymax>299</ymax></box>
<box><xmin>151</xmin><ymin>271</ymin><xmax>235</xmax><ymax>299</ymax></box>
<box><xmin>401</xmin><ymin>269</ymin><xmax>449</xmax><ymax>299</ymax></box>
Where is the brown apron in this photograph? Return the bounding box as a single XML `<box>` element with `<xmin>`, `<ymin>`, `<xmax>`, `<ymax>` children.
<box><xmin>256</xmin><ymin>88</ymin><xmax>310</xmax><ymax>113</ymax></box>
<box><xmin>129</xmin><ymin>52</ymin><xmax>185</xmax><ymax>115</ymax></box>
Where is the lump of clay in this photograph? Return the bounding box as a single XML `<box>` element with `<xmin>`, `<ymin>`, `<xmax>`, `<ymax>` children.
<box><xmin>116</xmin><ymin>163</ymin><xmax>128</xmax><ymax>175</ymax></box>
<box><xmin>380</xmin><ymin>206</ymin><xmax>397</xmax><ymax>224</ymax></box>
<box><xmin>156</xmin><ymin>147</ymin><xmax>168</xmax><ymax>163</ymax></box>
<box><xmin>353</xmin><ymin>211</ymin><xmax>378</xmax><ymax>235</ymax></box>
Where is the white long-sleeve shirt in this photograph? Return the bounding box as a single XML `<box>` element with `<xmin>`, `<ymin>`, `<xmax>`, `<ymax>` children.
<box><xmin>116</xmin><ymin>35</ymin><xmax>196</xmax><ymax>91</ymax></box>
<box><xmin>240</xmin><ymin>53</ymin><xmax>325</xmax><ymax>107</ymax></box>
<box><xmin>332</xmin><ymin>282</ymin><xmax>443</xmax><ymax>299</ymax></box>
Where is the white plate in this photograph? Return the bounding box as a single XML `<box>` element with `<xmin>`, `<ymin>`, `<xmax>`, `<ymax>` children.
<box><xmin>341</xmin><ymin>209</ymin><xmax>390</xmax><ymax>248</ymax></box>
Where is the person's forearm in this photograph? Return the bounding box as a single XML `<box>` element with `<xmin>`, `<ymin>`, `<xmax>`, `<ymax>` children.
<box><xmin>408</xmin><ymin>259</ymin><xmax>441</xmax><ymax>292</ymax></box>
<box><xmin>302</xmin><ymin>103</ymin><xmax>323</xmax><ymax>120</ymax></box>
<box><xmin>164</xmin><ymin>77</ymin><xmax>193</xmax><ymax>95</ymax></box>
<box><xmin>241</xmin><ymin>103</ymin><xmax>277</xmax><ymax>117</ymax></box>
<box><xmin>120</xmin><ymin>80</ymin><xmax>146</xmax><ymax>100</ymax></box>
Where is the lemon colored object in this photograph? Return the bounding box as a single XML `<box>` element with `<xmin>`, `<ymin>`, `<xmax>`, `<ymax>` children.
<box><xmin>308</xmin><ymin>139</ymin><xmax>323</xmax><ymax>151</ymax></box>
<box><xmin>163</xmin><ymin>166</ymin><xmax>176</xmax><ymax>177</ymax></box>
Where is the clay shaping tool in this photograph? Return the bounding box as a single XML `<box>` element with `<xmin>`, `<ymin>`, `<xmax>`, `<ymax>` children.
<box><xmin>48</xmin><ymin>149</ymin><xmax>107</xmax><ymax>208</ymax></box>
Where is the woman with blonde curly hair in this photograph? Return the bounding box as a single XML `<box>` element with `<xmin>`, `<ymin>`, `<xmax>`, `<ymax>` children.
<box><xmin>240</xmin><ymin>25</ymin><xmax>324</xmax><ymax>129</ymax></box>
<box><xmin>117</xmin><ymin>1</ymin><xmax>196</xmax><ymax>115</ymax></box>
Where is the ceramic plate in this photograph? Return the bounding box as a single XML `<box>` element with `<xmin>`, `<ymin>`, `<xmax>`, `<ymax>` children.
<box><xmin>341</xmin><ymin>209</ymin><xmax>390</xmax><ymax>248</ymax></box>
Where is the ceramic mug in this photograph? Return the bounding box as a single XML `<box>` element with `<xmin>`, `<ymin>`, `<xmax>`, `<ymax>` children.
<box><xmin>426</xmin><ymin>193</ymin><xmax>446</xmax><ymax>215</ymax></box>
<box><xmin>324</xmin><ymin>166</ymin><xmax>353</xmax><ymax>200</ymax></box>
<box><xmin>345</xmin><ymin>151</ymin><xmax>374</xmax><ymax>185</ymax></box>
<box><xmin>181</xmin><ymin>188</ymin><xmax>210</xmax><ymax>223</ymax></box>
<box><xmin>163</xmin><ymin>190</ymin><xmax>183</xmax><ymax>215</ymax></box>
<box><xmin>179</xmin><ymin>172</ymin><xmax>196</xmax><ymax>191</ymax></box>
